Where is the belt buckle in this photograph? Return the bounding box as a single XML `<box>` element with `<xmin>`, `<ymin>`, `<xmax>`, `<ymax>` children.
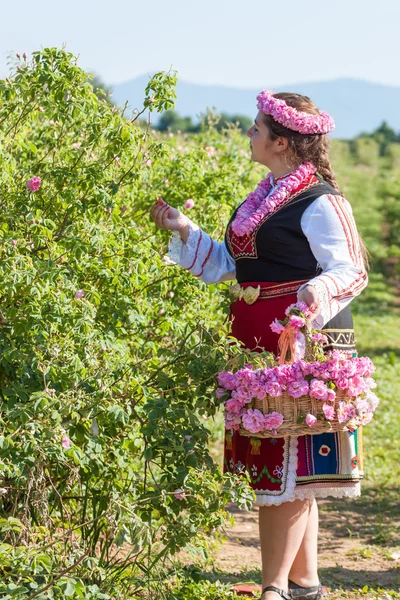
<box><xmin>229</xmin><ymin>284</ymin><xmax>260</xmax><ymax>305</ymax></box>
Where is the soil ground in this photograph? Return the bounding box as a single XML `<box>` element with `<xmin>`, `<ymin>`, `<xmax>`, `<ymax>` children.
<box><xmin>209</xmin><ymin>488</ymin><xmax>400</xmax><ymax>598</ymax></box>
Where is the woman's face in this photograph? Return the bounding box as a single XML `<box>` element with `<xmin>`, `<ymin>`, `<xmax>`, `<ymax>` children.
<box><xmin>246</xmin><ymin>110</ymin><xmax>289</xmax><ymax>170</ymax></box>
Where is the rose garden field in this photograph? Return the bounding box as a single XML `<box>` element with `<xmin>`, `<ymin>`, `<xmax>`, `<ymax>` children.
<box><xmin>0</xmin><ymin>49</ymin><xmax>399</xmax><ymax>599</ymax></box>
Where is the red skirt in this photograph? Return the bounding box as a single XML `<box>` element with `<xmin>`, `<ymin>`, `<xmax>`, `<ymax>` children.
<box><xmin>223</xmin><ymin>280</ymin><xmax>363</xmax><ymax>506</ymax></box>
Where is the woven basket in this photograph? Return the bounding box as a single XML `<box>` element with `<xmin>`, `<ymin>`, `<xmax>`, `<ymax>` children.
<box><xmin>238</xmin><ymin>321</ymin><xmax>361</xmax><ymax>438</ymax></box>
<box><xmin>238</xmin><ymin>390</ymin><xmax>360</xmax><ymax>438</ymax></box>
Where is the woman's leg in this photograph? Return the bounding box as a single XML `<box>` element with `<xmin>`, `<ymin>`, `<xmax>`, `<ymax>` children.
<box><xmin>288</xmin><ymin>498</ymin><xmax>320</xmax><ymax>587</ymax></box>
<box><xmin>258</xmin><ymin>499</ymin><xmax>313</xmax><ymax>599</ymax></box>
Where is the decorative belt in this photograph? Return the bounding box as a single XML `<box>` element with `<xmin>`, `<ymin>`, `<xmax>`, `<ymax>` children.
<box><xmin>229</xmin><ymin>279</ymin><xmax>309</xmax><ymax>305</ymax></box>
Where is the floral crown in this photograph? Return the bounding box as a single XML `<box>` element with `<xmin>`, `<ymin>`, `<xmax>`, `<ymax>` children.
<box><xmin>257</xmin><ymin>90</ymin><xmax>335</xmax><ymax>135</ymax></box>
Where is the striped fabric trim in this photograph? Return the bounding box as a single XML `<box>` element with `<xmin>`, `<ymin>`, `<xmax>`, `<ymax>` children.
<box><xmin>323</xmin><ymin>195</ymin><xmax>368</xmax><ymax>303</ymax></box>
<box><xmin>186</xmin><ymin>230</ymin><xmax>203</xmax><ymax>271</ymax></box>
<box><xmin>195</xmin><ymin>238</ymin><xmax>214</xmax><ymax>277</ymax></box>
<box><xmin>327</xmin><ymin>195</ymin><xmax>358</xmax><ymax>266</ymax></box>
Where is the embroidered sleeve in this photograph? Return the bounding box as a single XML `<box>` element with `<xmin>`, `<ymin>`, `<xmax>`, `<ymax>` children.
<box><xmin>299</xmin><ymin>194</ymin><xmax>368</xmax><ymax>328</ymax></box>
<box><xmin>167</xmin><ymin>218</ymin><xmax>236</xmax><ymax>284</ymax></box>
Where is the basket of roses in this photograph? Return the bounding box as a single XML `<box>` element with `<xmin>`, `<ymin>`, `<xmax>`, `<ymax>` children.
<box><xmin>217</xmin><ymin>302</ymin><xmax>379</xmax><ymax>438</ymax></box>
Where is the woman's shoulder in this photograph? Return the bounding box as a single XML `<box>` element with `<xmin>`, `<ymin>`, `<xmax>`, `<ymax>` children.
<box><xmin>302</xmin><ymin>193</ymin><xmax>354</xmax><ymax>230</ymax></box>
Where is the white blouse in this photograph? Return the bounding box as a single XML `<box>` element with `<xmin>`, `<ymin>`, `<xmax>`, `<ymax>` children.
<box><xmin>167</xmin><ymin>193</ymin><xmax>368</xmax><ymax>328</ymax></box>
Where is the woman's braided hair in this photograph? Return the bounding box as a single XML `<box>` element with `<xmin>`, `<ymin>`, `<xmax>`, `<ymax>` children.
<box><xmin>262</xmin><ymin>92</ymin><xmax>369</xmax><ymax>268</ymax></box>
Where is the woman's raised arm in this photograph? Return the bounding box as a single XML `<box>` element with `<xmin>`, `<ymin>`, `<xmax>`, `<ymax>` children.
<box><xmin>151</xmin><ymin>199</ymin><xmax>236</xmax><ymax>284</ymax></box>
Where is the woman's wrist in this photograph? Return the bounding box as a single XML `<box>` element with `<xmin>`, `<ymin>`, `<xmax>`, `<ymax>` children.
<box><xmin>177</xmin><ymin>222</ymin><xmax>190</xmax><ymax>243</ymax></box>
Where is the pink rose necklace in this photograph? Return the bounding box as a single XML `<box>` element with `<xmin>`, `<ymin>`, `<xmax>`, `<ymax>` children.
<box><xmin>230</xmin><ymin>162</ymin><xmax>317</xmax><ymax>237</ymax></box>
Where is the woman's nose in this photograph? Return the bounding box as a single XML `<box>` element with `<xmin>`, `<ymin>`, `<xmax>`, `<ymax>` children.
<box><xmin>246</xmin><ymin>127</ymin><xmax>253</xmax><ymax>138</ymax></box>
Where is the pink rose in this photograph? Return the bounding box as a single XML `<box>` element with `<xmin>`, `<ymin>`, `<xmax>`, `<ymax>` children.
<box><xmin>360</xmin><ymin>412</ymin><xmax>373</xmax><ymax>426</ymax></box>
<box><xmin>225</xmin><ymin>412</ymin><xmax>242</xmax><ymax>430</ymax></box>
<box><xmin>225</xmin><ymin>398</ymin><xmax>245</xmax><ymax>415</ymax></box>
<box><xmin>315</xmin><ymin>364</ymin><xmax>331</xmax><ymax>380</ymax></box>
<box><xmin>322</xmin><ymin>402</ymin><xmax>335</xmax><ymax>420</ymax></box>
<box><xmin>184</xmin><ymin>199</ymin><xmax>195</xmax><ymax>209</ymax></box>
<box><xmin>335</xmin><ymin>377</ymin><xmax>349</xmax><ymax>391</ymax></box>
<box><xmin>287</xmin><ymin>380</ymin><xmax>309</xmax><ymax>398</ymax></box>
<box><xmin>74</xmin><ymin>289</ymin><xmax>85</xmax><ymax>300</ymax></box>
<box><xmin>311</xmin><ymin>333</ymin><xmax>328</xmax><ymax>345</ymax></box>
<box><xmin>242</xmin><ymin>408</ymin><xmax>266</xmax><ymax>434</ymax></box>
<box><xmin>25</xmin><ymin>177</ymin><xmax>41</xmax><ymax>192</ymax></box>
<box><xmin>173</xmin><ymin>488</ymin><xmax>186</xmax><ymax>500</ymax></box>
<box><xmin>347</xmin><ymin>375</ymin><xmax>365</xmax><ymax>397</ymax></box>
<box><xmin>356</xmin><ymin>357</ymin><xmax>375</xmax><ymax>377</ymax></box>
<box><xmin>337</xmin><ymin>401</ymin><xmax>356</xmax><ymax>423</ymax></box>
<box><xmin>250</xmin><ymin>376</ymin><xmax>268</xmax><ymax>400</ymax></box>
<box><xmin>263</xmin><ymin>411</ymin><xmax>284</xmax><ymax>432</ymax></box>
<box><xmin>71</xmin><ymin>142</ymin><xmax>82</xmax><ymax>148</ymax></box>
<box><xmin>61</xmin><ymin>435</ymin><xmax>71</xmax><ymax>449</ymax></box>
<box><xmin>145</xmin><ymin>159</ymin><xmax>152</xmax><ymax>166</ymax></box>
<box><xmin>364</xmin><ymin>377</ymin><xmax>376</xmax><ymax>390</ymax></box>
<box><xmin>285</xmin><ymin>303</ymin><xmax>296</xmax><ymax>316</ymax></box>
<box><xmin>295</xmin><ymin>301</ymin><xmax>314</xmax><ymax>319</ymax></box>
<box><xmin>232</xmin><ymin>387</ymin><xmax>252</xmax><ymax>403</ymax></box>
<box><xmin>289</xmin><ymin>315</ymin><xmax>305</xmax><ymax>330</ymax></box>
<box><xmin>265</xmin><ymin>381</ymin><xmax>284</xmax><ymax>397</ymax></box>
<box><xmin>270</xmin><ymin>318</ymin><xmax>285</xmax><ymax>335</ymax></box>
<box><xmin>355</xmin><ymin>398</ymin><xmax>369</xmax><ymax>414</ymax></box>
<box><xmin>217</xmin><ymin>371</ymin><xmax>237</xmax><ymax>390</ymax></box>
<box><xmin>305</xmin><ymin>414</ymin><xmax>318</xmax><ymax>427</ymax></box>
<box><xmin>11</xmin><ymin>240</ymin><xmax>17</xmax><ymax>247</ymax></box>
<box><xmin>341</xmin><ymin>360</ymin><xmax>358</xmax><ymax>378</ymax></box>
<box><xmin>309</xmin><ymin>379</ymin><xmax>329</xmax><ymax>400</ymax></box>
<box><xmin>326</xmin><ymin>388</ymin><xmax>336</xmax><ymax>402</ymax></box>
<box><xmin>366</xmin><ymin>390</ymin><xmax>379</xmax><ymax>411</ymax></box>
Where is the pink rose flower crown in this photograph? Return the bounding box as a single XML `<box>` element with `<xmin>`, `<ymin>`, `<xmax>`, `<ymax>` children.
<box><xmin>217</xmin><ymin>302</ymin><xmax>379</xmax><ymax>437</ymax></box>
<box><xmin>257</xmin><ymin>90</ymin><xmax>335</xmax><ymax>135</ymax></box>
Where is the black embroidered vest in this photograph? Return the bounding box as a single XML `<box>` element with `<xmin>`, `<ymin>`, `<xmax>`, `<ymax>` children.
<box><xmin>225</xmin><ymin>177</ymin><xmax>340</xmax><ymax>283</ymax></box>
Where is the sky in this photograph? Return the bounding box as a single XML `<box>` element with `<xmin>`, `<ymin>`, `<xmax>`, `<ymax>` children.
<box><xmin>1</xmin><ymin>0</ymin><xmax>400</xmax><ymax>89</ymax></box>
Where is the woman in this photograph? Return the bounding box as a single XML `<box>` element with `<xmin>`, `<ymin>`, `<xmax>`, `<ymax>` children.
<box><xmin>150</xmin><ymin>91</ymin><xmax>368</xmax><ymax>600</ymax></box>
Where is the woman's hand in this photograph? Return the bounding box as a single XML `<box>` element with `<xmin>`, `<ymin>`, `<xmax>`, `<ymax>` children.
<box><xmin>150</xmin><ymin>198</ymin><xmax>189</xmax><ymax>234</ymax></box>
<box><xmin>297</xmin><ymin>285</ymin><xmax>320</xmax><ymax>318</ymax></box>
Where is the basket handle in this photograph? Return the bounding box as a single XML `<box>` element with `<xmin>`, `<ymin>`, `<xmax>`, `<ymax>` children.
<box><xmin>278</xmin><ymin>319</ymin><xmax>314</xmax><ymax>365</ymax></box>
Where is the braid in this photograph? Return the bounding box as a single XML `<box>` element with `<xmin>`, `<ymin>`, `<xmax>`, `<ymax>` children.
<box><xmin>314</xmin><ymin>139</ymin><xmax>340</xmax><ymax>192</ymax></box>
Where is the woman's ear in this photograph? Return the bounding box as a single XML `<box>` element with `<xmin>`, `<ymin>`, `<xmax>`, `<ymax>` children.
<box><xmin>275</xmin><ymin>136</ymin><xmax>289</xmax><ymax>154</ymax></box>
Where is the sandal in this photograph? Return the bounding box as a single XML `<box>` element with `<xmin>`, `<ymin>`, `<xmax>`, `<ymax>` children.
<box><xmin>288</xmin><ymin>580</ymin><xmax>322</xmax><ymax>600</ymax></box>
<box><xmin>260</xmin><ymin>586</ymin><xmax>291</xmax><ymax>599</ymax></box>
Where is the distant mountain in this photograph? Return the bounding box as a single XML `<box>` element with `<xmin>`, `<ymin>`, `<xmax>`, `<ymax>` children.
<box><xmin>111</xmin><ymin>76</ymin><xmax>400</xmax><ymax>139</ymax></box>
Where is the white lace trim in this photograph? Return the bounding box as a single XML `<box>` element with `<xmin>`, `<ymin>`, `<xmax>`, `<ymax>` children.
<box><xmin>254</xmin><ymin>436</ymin><xmax>298</xmax><ymax>506</ymax></box>
<box><xmin>167</xmin><ymin>231</ymin><xmax>181</xmax><ymax>264</ymax></box>
<box><xmin>167</xmin><ymin>221</ymin><xmax>200</xmax><ymax>268</ymax></box>
<box><xmin>292</xmin><ymin>483</ymin><xmax>361</xmax><ymax>501</ymax></box>
<box><xmin>255</xmin><ymin>481</ymin><xmax>361</xmax><ymax>506</ymax></box>
<box><xmin>306</xmin><ymin>280</ymin><xmax>330</xmax><ymax>329</ymax></box>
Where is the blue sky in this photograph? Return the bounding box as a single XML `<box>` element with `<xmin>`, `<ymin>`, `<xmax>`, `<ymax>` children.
<box><xmin>1</xmin><ymin>0</ymin><xmax>399</xmax><ymax>88</ymax></box>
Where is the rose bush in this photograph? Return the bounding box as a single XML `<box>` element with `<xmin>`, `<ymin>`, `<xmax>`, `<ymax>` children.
<box><xmin>0</xmin><ymin>48</ymin><xmax>258</xmax><ymax>598</ymax></box>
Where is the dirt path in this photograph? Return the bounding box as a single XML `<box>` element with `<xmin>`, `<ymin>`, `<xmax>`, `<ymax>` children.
<box><xmin>213</xmin><ymin>489</ymin><xmax>400</xmax><ymax>597</ymax></box>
